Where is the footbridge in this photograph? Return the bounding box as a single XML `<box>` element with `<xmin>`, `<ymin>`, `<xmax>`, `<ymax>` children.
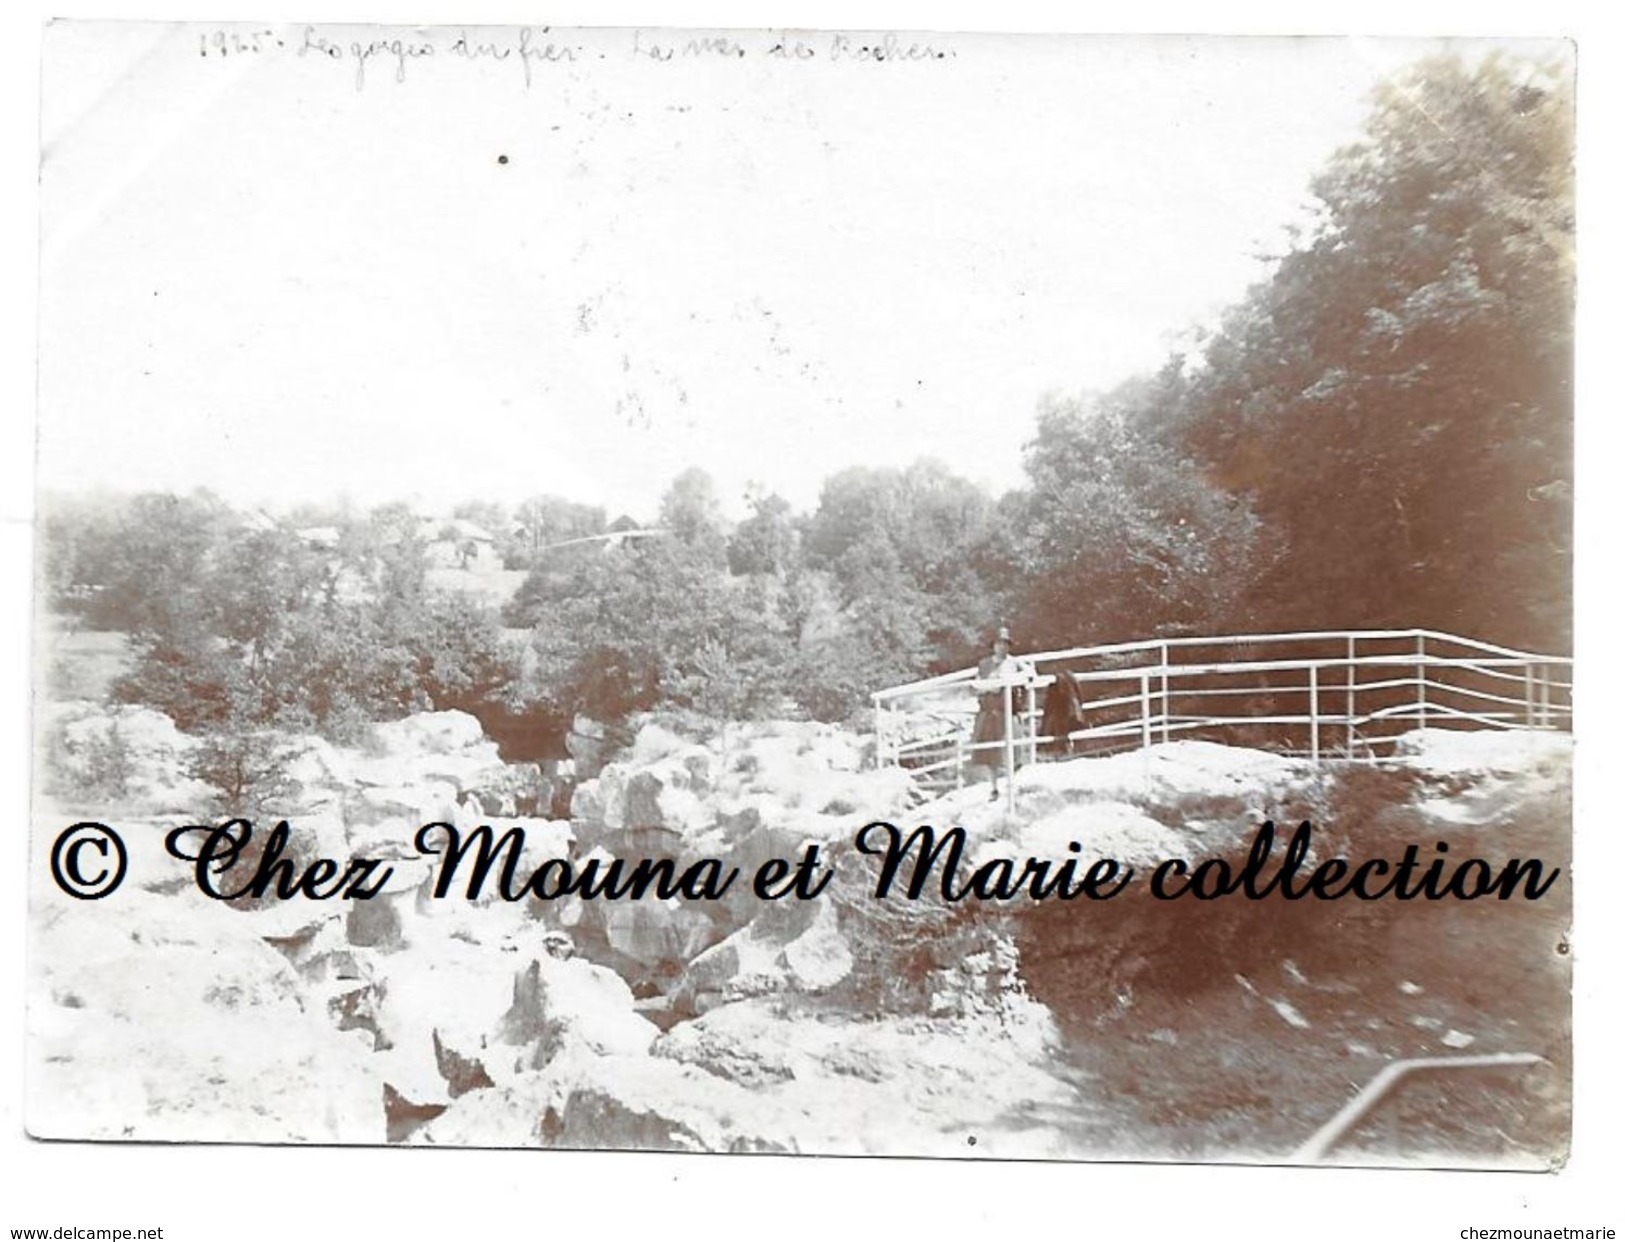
<box><xmin>871</xmin><ymin>629</ymin><xmax>1572</xmax><ymax>796</ymax></box>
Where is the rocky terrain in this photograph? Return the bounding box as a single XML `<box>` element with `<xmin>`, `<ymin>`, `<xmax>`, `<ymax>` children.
<box><xmin>28</xmin><ymin>704</ymin><xmax>1572</xmax><ymax>1163</ymax></box>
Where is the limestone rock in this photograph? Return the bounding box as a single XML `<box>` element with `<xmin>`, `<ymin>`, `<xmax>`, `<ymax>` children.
<box><xmin>536</xmin><ymin>1048</ymin><xmax>796</xmax><ymax>1153</ymax></box>
<box><xmin>602</xmin><ymin>899</ymin><xmax>717</xmax><ymax>970</ymax></box>
<box><xmin>654</xmin><ymin>1012</ymin><xmax>799</xmax><ymax>1087</ymax></box>
<box><xmin>433</xmin><ymin>1028</ymin><xmax>495</xmax><ymax>1097</ymax></box>
<box><xmin>496</xmin><ymin>956</ymin><xmax>659</xmax><ymax>1069</ymax></box>
<box><xmin>28</xmin><ymin>886</ymin><xmax>384</xmax><ymax>1144</ymax></box>
<box><xmin>782</xmin><ymin>900</ymin><xmax>854</xmax><ymax>993</ymax></box>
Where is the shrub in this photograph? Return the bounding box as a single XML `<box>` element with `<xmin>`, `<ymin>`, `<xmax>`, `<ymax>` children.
<box><xmin>47</xmin><ymin>717</ymin><xmax>137</xmax><ymax>803</ymax></box>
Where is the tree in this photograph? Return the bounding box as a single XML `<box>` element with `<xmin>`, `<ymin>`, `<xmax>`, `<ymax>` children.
<box><xmin>804</xmin><ymin>460</ymin><xmax>1002</xmax><ymax>678</ymax></box>
<box><xmin>66</xmin><ymin>491</ymin><xmax>233</xmax><ymax>633</ymax></box>
<box><xmin>523</xmin><ymin>536</ymin><xmax>793</xmax><ymax>722</ymax></box>
<box><xmin>659</xmin><ymin>467</ymin><xmax>730</xmax><ymax>566</ymax></box>
<box><xmin>1002</xmin><ymin>394</ymin><xmax>1274</xmax><ymax>652</ymax></box>
<box><xmin>728</xmin><ymin>489</ymin><xmax>798</xmax><ymax>577</ymax></box>
<box><xmin>185</xmin><ymin>718</ymin><xmax>303</xmax><ymax>818</ymax></box>
<box><xmin>99</xmin><ymin>494</ymin><xmax>519</xmax><ymax>742</ymax></box>
<box><xmin>1166</xmin><ymin>53</ymin><xmax>1573</xmax><ymax>651</ymax></box>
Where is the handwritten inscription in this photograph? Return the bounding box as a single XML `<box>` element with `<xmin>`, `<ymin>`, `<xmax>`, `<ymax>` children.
<box><xmin>199</xmin><ymin>29</ymin><xmax>282</xmax><ymax>56</ymax></box>
<box><xmin>450</xmin><ymin>28</ymin><xmax>577</xmax><ymax>88</ymax></box>
<box><xmin>829</xmin><ymin>33</ymin><xmax>952</xmax><ymax>63</ymax></box>
<box><xmin>631</xmin><ymin>31</ymin><xmax>748</xmax><ymax>61</ymax></box>
<box><xmin>189</xmin><ymin>25</ymin><xmax>957</xmax><ymax>89</ymax></box>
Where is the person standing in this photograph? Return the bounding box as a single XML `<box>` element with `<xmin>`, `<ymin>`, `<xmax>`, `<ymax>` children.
<box><xmin>969</xmin><ymin>626</ymin><xmax>1033</xmax><ymax>802</ymax></box>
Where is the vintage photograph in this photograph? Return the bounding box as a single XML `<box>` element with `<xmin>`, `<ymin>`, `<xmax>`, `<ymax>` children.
<box><xmin>30</xmin><ymin>24</ymin><xmax>1573</xmax><ymax>1166</ymax></box>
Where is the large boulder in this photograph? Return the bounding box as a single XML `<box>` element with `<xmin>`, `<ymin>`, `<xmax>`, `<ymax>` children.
<box><xmin>535</xmin><ymin>1046</ymin><xmax>797</xmax><ymax>1153</ymax></box>
<box><xmin>28</xmin><ymin>886</ymin><xmax>383</xmax><ymax>1144</ymax></box>
<box><xmin>600</xmin><ymin>900</ymin><xmax>718</xmax><ymax>972</ymax></box>
<box><xmin>674</xmin><ymin>898</ymin><xmax>850</xmax><ymax>1013</ymax></box>
<box><xmin>345</xmin><ymin>712</ymin><xmax>512</xmax><ymax>815</ymax></box>
<box><xmin>569</xmin><ymin>718</ymin><xmax>915</xmax><ymax>857</ymax></box>
<box><xmin>643</xmin><ymin>997</ymin><xmax>1073</xmax><ymax>1157</ymax></box>
<box><xmin>48</xmin><ymin>703</ymin><xmax>214</xmax><ymax>814</ymax></box>
<box><xmin>411</xmin><ymin>989</ymin><xmax>1081</xmax><ymax>1155</ymax></box>
<box><xmin>370</xmin><ymin>711</ymin><xmax>488</xmax><ymax>757</ymax></box>
<box><xmin>782</xmin><ymin>899</ymin><xmax>854</xmax><ymax>992</ymax></box>
<box><xmin>495</xmin><ymin>954</ymin><xmax>660</xmax><ymax>1070</ymax></box>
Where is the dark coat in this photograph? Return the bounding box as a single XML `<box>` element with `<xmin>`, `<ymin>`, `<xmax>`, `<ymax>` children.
<box><xmin>1041</xmin><ymin>671</ymin><xmax>1086</xmax><ymax>756</ymax></box>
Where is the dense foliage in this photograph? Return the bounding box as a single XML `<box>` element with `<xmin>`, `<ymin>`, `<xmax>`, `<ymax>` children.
<box><xmin>48</xmin><ymin>494</ymin><xmax>516</xmax><ymax>744</ymax></box>
<box><xmin>1156</xmin><ymin>54</ymin><xmax>1573</xmax><ymax>651</ymax></box>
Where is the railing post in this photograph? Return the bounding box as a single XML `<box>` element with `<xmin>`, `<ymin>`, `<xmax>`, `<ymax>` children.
<box><xmin>1159</xmin><ymin>642</ymin><xmax>1171</xmax><ymax>745</ymax></box>
<box><xmin>872</xmin><ymin>694</ymin><xmax>886</xmax><ymax>769</ymax></box>
<box><xmin>1524</xmin><ymin>665</ymin><xmax>1534</xmax><ymax>727</ymax></box>
<box><xmin>1002</xmin><ymin>681</ymin><xmax>1016</xmax><ymax>813</ymax></box>
<box><xmin>1027</xmin><ymin>674</ymin><xmax>1040</xmax><ymax>766</ymax></box>
<box><xmin>1309</xmin><ymin>663</ymin><xmax>1320</xmax><ymax>762</ymax></box>
<box><xmin>1539</xmin><ymin>664</ymin><xmax>1551</xmax><ymax>728</ymax></box>
<box><xmin>1345</xmin><ymin>635</ymin><xmax>1356</xmax><ymax>758</ymax></box>
<box><xmin>1416</xmin><ymin>633</ymin><xmax>1428</xmax><ymax>731</ymax></box>
<box><xmin>1140</xmin><ymin>672</ymin><xmax>1152</xmax><ymax>750</ymax></box>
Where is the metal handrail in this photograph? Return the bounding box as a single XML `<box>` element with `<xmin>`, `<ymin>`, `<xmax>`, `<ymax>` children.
<box><xmin>872</xmin><ymin>628</ymin><xmax>1572</xmax><ymax>785</ymax></box>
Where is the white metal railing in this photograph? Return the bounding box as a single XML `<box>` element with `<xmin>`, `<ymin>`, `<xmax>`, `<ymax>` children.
<box><xmin>871</xmin><ymin>629</ymin><xmax>1572</xmax><ymax>792</ymax></box>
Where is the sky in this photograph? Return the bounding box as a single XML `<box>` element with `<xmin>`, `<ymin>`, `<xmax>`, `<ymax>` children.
<box><xmin>35</xmin><ymin>25</ymin><xmax>1558</xmax><ymax>520</ymax></box>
